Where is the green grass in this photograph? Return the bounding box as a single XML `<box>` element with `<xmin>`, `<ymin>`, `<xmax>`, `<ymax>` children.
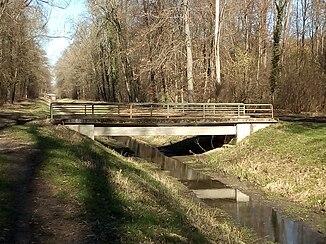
<box><xmin>3</xmin><ymin>100</ymin><xmax>325</xmax><ymax>241</ymax></box>
<box><xmin>0</xmin><ymin>99</ymin><xmax>62</xmax><ymax>240</ymax></box>
<box><xmin>0</xmin><ymin>99</ymin><xmax>259</xmax><ymax>243</ymax></box>
<box><xmin>0</xmin><ymin>98</ymin><xmax>50</xmax><ymax>119</ymax></box>
<box><xmin>6</xmin><ymin>125</ymin><xmax>37</xmax><ymax>142</ymax></box>
<box><xmin>27</xmin><ymin>99</ymin><xmax>50</xmax><ymax>119</ymax></box>
<box><xmin>249</xmin><ymin>122</ymin><xmax>326</xmax><ymax>165</ymax></box>
<box><xmin>196</xmin><ymin>122</ymin><xmax>326</xmax><ymax>214</ymax></box>
<box><xmin>1</xmin><ymin>124</ymin><xmax>258</xmax><ymax>243</ymax></box>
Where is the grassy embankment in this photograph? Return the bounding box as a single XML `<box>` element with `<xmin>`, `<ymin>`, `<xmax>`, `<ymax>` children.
<box><xmin>137</xmin><ymin>122</ymin><xmax>326</xmax><ymax>231</ymax></box>
<box><xmin>0</xmin><ymin>100</ymin><xmax>260</xmax><ymax>243</ymax></box>
<box><xmin>184</xmin><ymin>122</ymin><xmax>326</xmax><ymax>228</ymax></box>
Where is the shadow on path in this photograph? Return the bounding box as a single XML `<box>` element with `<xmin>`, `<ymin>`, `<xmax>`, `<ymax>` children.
<box><xmin>10</xmin><ymin>125</ymin><xmax>210</xmax><ymax>243</ymax></box>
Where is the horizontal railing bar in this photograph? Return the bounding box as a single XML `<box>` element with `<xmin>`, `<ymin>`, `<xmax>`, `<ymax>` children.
<box><xmin>245</xmin><ymin>109</ymin><xmax>273</xmax><ymax>111</ymax></box>
<box><xmin>50</xmin><ymin>102</ymin><xmax>274</xmax><ymax>122</ymax></box>
<box><xmin>51</xmin><ymin>102</ymin><xmax>246</xmax><ymax>106</ymax></box>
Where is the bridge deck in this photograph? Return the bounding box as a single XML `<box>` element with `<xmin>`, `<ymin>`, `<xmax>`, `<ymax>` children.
<box><xmin>50</xmin><ymin>102</ymin><xmax>275</xmax><ymax>124</ymax></box>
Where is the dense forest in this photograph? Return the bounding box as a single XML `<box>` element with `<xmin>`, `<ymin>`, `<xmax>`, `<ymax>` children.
<box><xmin>0</xmin><ymin>0</ymin><xmax>51</xmax><ymax>104</ymax></box>
<box><xmin>0</xmin><ymin>0</ymin><xmax>325</xmax><ymax>113</ymax></box>
<box><xmin>55</xmin><ymin>0</ymin><xmax>326</xmax><ymax>113</ymax></box>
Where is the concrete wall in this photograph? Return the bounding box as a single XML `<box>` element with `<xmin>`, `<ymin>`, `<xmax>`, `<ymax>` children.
<box><xmin>66</xmin><ymin>125</ymin><xmax>94</xmax><ymax>140</ymax></box>
<box><xmin>94</xmin><ymin>126</ymin><xmax>236</xmax><ymax>136</ymax></box>
<box><xmin>66</xmin><ymin>123</ymin><xmax>273</xmax><ymax>143</ymax></box>
<box><xmin>236</xmin><ymin>123</ymin><xmax>272</xmax><ymax>142</ymax></box>
<box><xmin>193</xmin><ymin>188</ymin><xmax>249</xmax><ymax>202</ymax></box>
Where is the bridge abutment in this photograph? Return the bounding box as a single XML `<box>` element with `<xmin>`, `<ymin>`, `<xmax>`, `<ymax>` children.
<box><xmin>66</xmin><ymin>124</ymin><xmax>95</xmax><ymax>140</ymax></box>
<box><xmin>236</xmin><ymin>123</ymin><xmax>271</xmax><ymax>142</ymax></box>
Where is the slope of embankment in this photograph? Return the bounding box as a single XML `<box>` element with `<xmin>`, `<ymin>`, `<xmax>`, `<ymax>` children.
<box><xmin>189</xmin><ymin>122</ymin><xmax>326</xmax><ymax>232</ymax></box>
<box><xmin>0</xmin><ymin>99</ymin><xmax>258</xmax><ymax>243</ymax></box>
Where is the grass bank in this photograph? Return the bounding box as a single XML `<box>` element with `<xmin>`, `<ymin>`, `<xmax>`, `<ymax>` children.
<box><xmin>138</xmin><ymin>122</ymin><xmax>326</xmax><ymax>231</ymax></box>
<box><xmin>0</xmin><ymin>100</ymin><xmax>259</xmax><ymax>243</ymax></box>
<box><xmin>203</xmin><ymin>122</ymin><xmax>326</xmax><ymax>210</ymax></box>
<box><xmin>0</xmin><ymin>99</ymin><xmax>49</xmax><ymax>119</ymax></box>
<box><xmin>181</xmin><ymin>122</ymin><xmax>326</xmax><ymax>231</ymax></box>
<box><xmin>3</xmin><ymin>126</ymin><xmax>257</xmax><ymax>242</ymax></box>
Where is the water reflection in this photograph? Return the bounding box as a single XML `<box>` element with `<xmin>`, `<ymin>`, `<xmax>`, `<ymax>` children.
<box><xmin>206</xmin><ymin>199</ymin><xmax>325</xmax><ymax>244</ymax></box>
<box><xmin>112</xmin><ymin>136</ymin><xmax>326</xmax><ymax>244</ymax></box>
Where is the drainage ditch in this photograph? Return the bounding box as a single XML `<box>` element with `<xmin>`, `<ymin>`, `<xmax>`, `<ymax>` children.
<box><xmin>102</xmin><ymin>136</ymin><xmax>326</xmax><ymax>244</ymax></box>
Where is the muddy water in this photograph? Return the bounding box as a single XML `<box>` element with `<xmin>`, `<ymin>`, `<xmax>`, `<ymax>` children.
<box><xmin>111</xmin><ymin>136</ymin><xmax>326</xmax><ymax>244</ymax></box>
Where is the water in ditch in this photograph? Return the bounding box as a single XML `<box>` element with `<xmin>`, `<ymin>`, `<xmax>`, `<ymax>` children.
<box><xmin>106</xmin><ymin>136</ymin><xmax>326</xmax><ymax>244</ymax></box>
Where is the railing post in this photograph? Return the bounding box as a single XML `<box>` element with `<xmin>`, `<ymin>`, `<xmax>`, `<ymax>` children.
<box><xmin>167</xmin><ymin>104</ymin><xmax>170</xmax><ymax>118</ymax></box>
<box><xmin>203</xmin><ymin>104</ymin><xmax>206</xmax><ymax>118</ymax></box>
<box><xmin>92</xmin><ymin>104</ymin><xmax>94</xmax><ymax>115</ymax></box>
<box><xmin>150</xmin><ymin>104</ymin><xmax>153</xmax><ymax>117</ymax></box>
<box><xmin>50</xmin><ymin>103</ymin><xmax>53</xmax><ymax>119</ymax></box>
<box><xmin>238</xmin><ymin>104</ymin><xmax>240</xmax><ymax>117</ymax></box>
<box><xmin>118</xmin><ymin>104</ymin><xmax>120</xmax><ymax>115</ymax></box>
<box><xmin>243</xmin><ymin>104</ymin><xmax>246</xmax><ymax>116</ymax></box>
<box><xmin>130</xmin><ymin>104</ymin><xmax>133</xmax><ymax>119</ymax></box>
<box><xmin>84</xmin><ymin>105</ymin><xmax>87</xmax><ymax>115</ymax></box>
<box><xmin>271</xmin><ymin>104</ymin><xmax>274</xmax><ymax>118</ymax></box>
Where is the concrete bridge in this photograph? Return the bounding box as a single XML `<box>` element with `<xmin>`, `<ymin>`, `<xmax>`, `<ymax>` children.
<box><xmin>50</xmin><ymin>102</ymin><xmax>276</xmax><ymax>141</ymax></box>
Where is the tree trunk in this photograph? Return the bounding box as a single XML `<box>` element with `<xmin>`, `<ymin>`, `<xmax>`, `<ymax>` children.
<box><xmin>281</xmin><ymin>0</ymin><xmax>292</xmax><ymax>65</ymax></box>
<box><xmin>184</xmin><ymin>0</ymin><xmax>194</xmax><ymax>102</ymax></box>
<box><xmin>270</xmin><ymin>0</ymin><xmax>287</xmax><ymax>103</ymax></box>
<box><xmin>214</xmin><ymin>0</ymin><xmax>221</xmax><ymax>86</ymax></box>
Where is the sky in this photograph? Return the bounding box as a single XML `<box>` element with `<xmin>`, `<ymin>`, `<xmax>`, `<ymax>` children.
<box><xmin>44</xmin><ymin>0</ymin><xmax>87</xmax><ymax>66</ymax></box>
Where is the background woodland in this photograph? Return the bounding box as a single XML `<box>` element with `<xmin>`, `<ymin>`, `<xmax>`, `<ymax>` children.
<box><xmin>0</xmin><ymin>0</ymin><xmax>51</xmax><ymax>104</ymax></box>
<box><xmin>1</xmin><ymin>0</ymin><xmax>326</xmax><ymax>114</ymax></box>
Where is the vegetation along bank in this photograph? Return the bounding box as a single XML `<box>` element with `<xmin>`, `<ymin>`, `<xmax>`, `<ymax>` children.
<box><xmin>0</xmin><ymin>100</ymin><xmax>260</xmax><ymax>243</ymax></box>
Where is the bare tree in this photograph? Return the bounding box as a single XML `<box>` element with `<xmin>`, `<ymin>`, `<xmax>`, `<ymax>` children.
<box><xmin>214</xmin><ymin>0</ymin><xmax>221</xmax><ymax>86</ymax></box>
<box><xmin>183</xmin><ymin>0</ymin><xmax>194</xmax><ymax>102</ymax></box>
<box><xmin>0</xmin><ymin>0</ymin><xmax>51</xmax><ymax>104</ymax></box>
<box><xmin>270</xmin><ymin>0</ymin><xmax>287</xmax><ymax>103</ymax></box>
<box><xmin>53</xmin><ymin>0</ymin><xmax>326</xmax><ymax>113</ymax></box>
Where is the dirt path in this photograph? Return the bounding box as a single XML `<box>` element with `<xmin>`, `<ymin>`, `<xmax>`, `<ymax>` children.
<box><xmin>0</xmin><ymin>132</ymin><xmax>36</xmax><ymax>242</ymax></box>
<box><xmin>0</xmin><ymin>99</ymin><xmax>95</xmax><ymax>243</ymax></box>
<box><xmin>30</xmin><ymin>177</ymin><xmax>93</xmax><ymax>243</ymax></box>
<box><xmin>0</xmin><ymin>129</ymin><xmax>94</xmax><ymax>243</ymax></box>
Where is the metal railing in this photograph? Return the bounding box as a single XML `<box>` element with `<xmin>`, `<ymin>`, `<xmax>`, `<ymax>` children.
<box><xmin>50</xmin><ymin>102</ymin><xmax>273</xmax><ymax>121</ymax></box>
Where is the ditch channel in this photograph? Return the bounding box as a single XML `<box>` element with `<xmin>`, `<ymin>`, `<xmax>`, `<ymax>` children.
<box><xmin>102</xmin><ymin>135</ymin><xmax>326</xmax><ymax>244</ymax></box>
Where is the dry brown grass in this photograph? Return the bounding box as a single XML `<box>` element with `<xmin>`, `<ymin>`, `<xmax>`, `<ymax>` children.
<box><xmin>106</xmin><ymin>149</ymin><xmax>260</xmax><ymax>244</ymax></box>
<box><xmin>202</xmin><ymin>122</ymin><xmax>326</xmax><ymax>213</ymax></box>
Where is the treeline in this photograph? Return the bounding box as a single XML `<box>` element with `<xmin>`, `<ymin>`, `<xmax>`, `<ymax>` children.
<box><xmin>56</xmin><ymin>0</ymin><xmax>326</xmax><ymax>113</ymax></box>
<box><xmin>0</xmin><ymin>0</ymin><xmax>51</xmax><ymax>104</ymax></box>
